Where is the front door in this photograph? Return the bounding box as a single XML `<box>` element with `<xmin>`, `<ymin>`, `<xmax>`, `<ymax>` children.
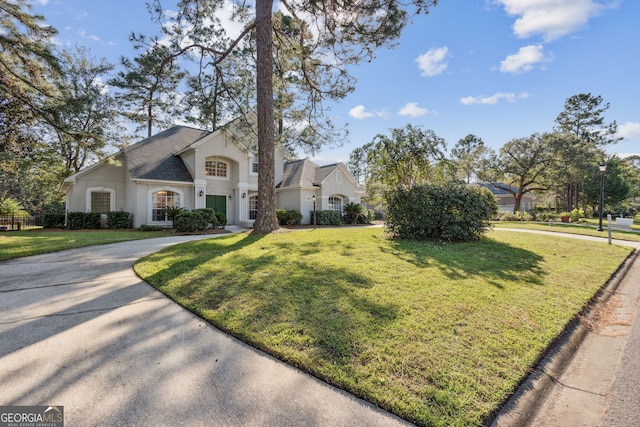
<box><xmin>206</xmin><ymin>195</ymin><xmax>227</xmax><ymax>215</ymax></box>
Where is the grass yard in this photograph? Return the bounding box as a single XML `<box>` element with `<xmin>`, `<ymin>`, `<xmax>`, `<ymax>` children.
<box><xmin>134</xmin><ymin>227</ymin><xmax>634</xmax><ymax>426</ymax></box>
<box><xmin>0</xmin><ymin>230</ymin><xmax>170</xmax><ymax>261</ymax></box>
<box><xmin>494</xmin><ymin>221</ymin><xmax>640</xmax><ymax>242</ymax></box>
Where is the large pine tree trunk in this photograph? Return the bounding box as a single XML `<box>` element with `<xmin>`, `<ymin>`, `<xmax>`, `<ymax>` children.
<box><xmin>253</xmin><ymin>0</ymin><xmax>279</xmax><ymax>233</ymax></box>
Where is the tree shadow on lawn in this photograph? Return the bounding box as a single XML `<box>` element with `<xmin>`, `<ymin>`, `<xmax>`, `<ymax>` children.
<box><xmin>140</xmin><ymin>233</ymin><xmax>399</xmax><ymax>367</ymax></box>
<box><xmin>381</xmin><ymin>236</ymin><xmax>546</xmax><ymax>288</ymax></box>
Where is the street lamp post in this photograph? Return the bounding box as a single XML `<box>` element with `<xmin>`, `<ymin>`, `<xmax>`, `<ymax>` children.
<box><xmin>597</xmin><ymin>162</ymin><xmax>606</xmax><ymax>232</ymax></box>
<box><xmin>312</xmin><ymin>195</ymin><xmax>316</xmax><ymax>230</ymax></box>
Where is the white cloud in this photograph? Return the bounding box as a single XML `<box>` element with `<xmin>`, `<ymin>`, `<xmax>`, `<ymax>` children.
<box><xmin>460</xmin><ymin>92</ymin><xmax>530</xmax><ymax>106</ymax></box>
<box><xmin>78</xmin><ymin>29</ymin><xmax>100</xmax><ymax>42</ymax></box>
<box><xmin>349</xmin><ymin>105</ymin><xmax>388</xmax><ymax>119</ymax></box>
<box><xmin>416</xmin><ymin>46</ymin><xmax>449</xmax><ymax>77</ymax></box>
<box><xmin>398</xmin><ymin>102</ymin><xmax>429</xmax><ymax>117</ymax></box>
<box><xmin>617</xmin><ymin>122</ymin><xmax>640</xmax><ymax>139</ymax></box>
<box><xmin>500</xmin><ymin>44</ymin><xmax>552</xmax><ymax>74</ymax></box>
<box><xmin>495</xmin><ymin>0</ymin><xmax>611</xmax><ymax>42</ymax></box>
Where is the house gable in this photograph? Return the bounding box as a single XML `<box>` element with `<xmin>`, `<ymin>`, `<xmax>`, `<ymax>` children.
<box><xmin>125</xmin><ymin>126</ymin><xmax>211</xmax><ymax>182</ymax></box>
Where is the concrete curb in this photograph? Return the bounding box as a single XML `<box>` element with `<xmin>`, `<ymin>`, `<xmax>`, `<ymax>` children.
<box><xmin>490</xmin><ymin>246</ymin><xmax>640</xmax><ymax>426</ymax></box>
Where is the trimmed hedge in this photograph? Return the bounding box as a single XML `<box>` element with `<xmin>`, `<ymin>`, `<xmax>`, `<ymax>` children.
<box><xmin>107</xmin><ymin>211</ymin><xmax>130</xmax><ymax>229</ymax></box>
<box><xmin>310</xmin><ymin>210</ymin><xmax>342</xmax><ymax>226</ymax></box>
<box><xmin>67</xmin><ymin>212</ymin><xmax>102</xmax><ymax>230</ymax></box>
<box><xmin>384</xmin><ymin>183</ymin><xmax>498</xmax><ymax>242</ymax></box>
<box><xmin>43</xmin><ymin>213</ymin><xmax>66</xmax><ymax>229</ymax></box>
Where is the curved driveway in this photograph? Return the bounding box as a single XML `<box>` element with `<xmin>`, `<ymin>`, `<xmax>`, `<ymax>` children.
<box><xmin>0</xmin><ymin>233</ymin><xmax>410</xmax><ymax>427</ymax></box>
<box><xmin>1</xmin><ymin>229</ymin><xmax>639</xmax><ymax>426</ymax></box>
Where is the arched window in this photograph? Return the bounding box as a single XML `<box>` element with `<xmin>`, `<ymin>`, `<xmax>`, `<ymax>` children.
<box><xmin>205</xmin><ymin>159</ymin><xmax>228</xmax><ymax>177</ymax></box>
<box><xmin>328</xmin><ymin>196</ymin><xmax>343</xmax><ymax>212</ymax></box>
<box><xmin>152</xmin><ymin>190</ymin><xmax>181</xmax><ymax>221</ymax></box>
<box><xmin>249</xmin><ymin>195</ymin><xmax>258</xmax><ymax>220</ymax></box>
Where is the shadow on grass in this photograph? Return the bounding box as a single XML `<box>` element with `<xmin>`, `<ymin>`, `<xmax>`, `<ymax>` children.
<box><xmin>381</xmin><ymin>236</ymin><xmax>546</xmax><ymax>288</ymax></box>
<box><xmin>140</xmin><ymin>232</ymin><xmax>398</xmax><ymax>366</ymax></box>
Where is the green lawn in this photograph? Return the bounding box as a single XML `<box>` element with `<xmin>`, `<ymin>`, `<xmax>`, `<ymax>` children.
<box><xmin>494</xmin><ymin>221</ymin><xmax>640</xmax><ymax>241</ymax></box>
<box><xmin>134</xmin><ymin>227</ymin><xmax>634</xmax><ymax>426</ymax></box>
<box><xmin>0</xmin><ymin>229</ymin><xmax>170</xmax><ymax>261</ymax></box>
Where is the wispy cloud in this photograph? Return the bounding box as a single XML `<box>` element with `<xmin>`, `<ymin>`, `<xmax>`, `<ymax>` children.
<box><xmin>349</xmin><ymin>105</ymin><xmax>387</xmax><ymax>119</ymax></box>
<box><xmin>617</xmin><ymin>121</ymin><xmax>640</xmax><ymax>139</ymax></box>
<box><xmin>416</xmin><ymin>46</ymin><xmax>449</xmax><ymax>77</ymax></box>
<box><xmin>78</xmin><ymin>29</ymin><xmax>100</xmax><ymax>42</ymax></box>
<box><xmin>398</xmin><ymin>102</ymin><xmax>430</xmax><ymax>117</ymax></box>
<box><xmin>495</xmin><ymin>0</ymin><xmax>613</xmax><ymax>42</ymax></box>
<box><xmin>460</xmin><ymin>92</ymin><xmax>529</xmax><ymax>106</ymax></box>
<box><xmin>500</xmin><ymin>44</ymin><xmax>553</xmax><ymax>74</ymax></box>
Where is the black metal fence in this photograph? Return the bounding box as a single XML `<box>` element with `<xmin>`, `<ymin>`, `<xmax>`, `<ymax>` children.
<box><xmin>0</xmin><ymin>213</ymin><xmax>43</xmax><ymax>231</ymax></box>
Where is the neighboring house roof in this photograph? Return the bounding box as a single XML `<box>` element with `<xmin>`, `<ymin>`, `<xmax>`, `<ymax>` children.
<box><xmin>278</xmin><ymin>159</ymin><xmax>322</xmax><ymax>188</ymax></box>
<box><xmin>476</xmin><ymin>182</ymin><xmax>535</xmax><ymax>198</ymax></box>
<box><xmin>125</xmin><ymin>126</ymin><xmax>211</xmax><ymax>182</ymax></box>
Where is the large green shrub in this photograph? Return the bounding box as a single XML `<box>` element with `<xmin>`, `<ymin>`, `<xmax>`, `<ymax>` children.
<box><xmin>384</xmin><ymin>184</ymin><xmax>498</xmax><ymax>242</ymax></box>
<box><xmin>107</xmin><ymin>211</ymin><xmax>130</xmax><ymax>229</ymax></box>
<box><xmin>276</xmin><ymin>209</ymin><xmax>302</xmax><ymax>226</ymax></box>
<box><xmin>174</xmin><ymin>211</ymin><xmax>206</xmax><ymax>232</ymax></box>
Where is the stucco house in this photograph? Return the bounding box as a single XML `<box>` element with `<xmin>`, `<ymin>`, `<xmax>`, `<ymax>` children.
<box><xmin>61</xmin><ymin>117</ymin><xmax>364</xmax><ymax>228</ymax></box>
<box><xmin>476</xmin><ymin>182</ymin><xmax>536</xmax><ymax>212</ymax></box>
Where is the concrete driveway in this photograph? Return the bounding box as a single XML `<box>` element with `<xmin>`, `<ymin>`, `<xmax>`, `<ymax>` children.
<box><xmin>0</xmin><ymin>234</ymin><xmax>410</xmax><ymax>426</ymax></box>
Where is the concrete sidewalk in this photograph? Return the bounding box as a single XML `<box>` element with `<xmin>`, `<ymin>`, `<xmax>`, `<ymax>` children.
<box><xmin>492</xmin><ymin>229</ymin><xmax>640</xmax><ymax>426</ymax></box>
<box><xmin>0</xmin><ymin>232</ymin><xmax>410</xmax><ymax>426</ymax></box>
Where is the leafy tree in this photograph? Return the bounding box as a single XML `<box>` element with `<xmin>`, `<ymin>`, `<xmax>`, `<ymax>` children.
<box><xmin>0</xmin><ymin>0</ymin><xmax>59</xmax><ymax>111</ymax></box>
<box><xmin>367</xmin><ymin>124</ymin><xmax>446</xmax><ymax>187</ymax></box>
<box><xmin>450</xmin><ymin>134</ymin><xmax>488</xmax><ymax>184</ymax></box>
<box><xmin>582</xmin><ymin>157</ymin><xmax>632</xmax><ymax>214</ymax></box>
<box><xmin>490</xmin><ymin>133</ymin><xmax>556</xmax><ymax>213</ymax></box>
<box><xmin>0</xmin><ymin>0</ymin><xmax>61</xmax><ymax>205</ymax></box>
<box><xmin>148</xmin><ymin>0</ymin><xmax>438</xmax><ymax>233</ymax></box>
<box><xmin>554</xmin><ymin>93</ymin><xmax>621</xmax><ymax>211</ymax></box>
<box><xmin>41</xmin><ymin>46</ymin><xmax>124</xmax><ymax>177</ymax></box>
<box><xmin>347</xmin><ymin>142</ymin><xmax>374</xmax><ymax>185</ymax></box>
<box><xmin>110</xmin><ymin>44</ymin><xmax>186</xmax><ymax>137</ymax></box>
<box><xmin>555</xmin><ymin>93</ymin><xmax>621</xmax><ymax>146</ymax></box>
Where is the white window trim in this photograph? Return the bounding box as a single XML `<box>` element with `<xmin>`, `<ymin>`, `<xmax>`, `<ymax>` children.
<box><xmin>148</xmin><ymin>186</ymin><xmax>184</xmax><ymax>225</ymax></box>
<box><xmin>250</xmin><ymin>155</ymin><xmax>258</xmax><ymax>175</ymax></box>
<box><xmin>86</xmin><ymin>187</ymin><xmax>115</xmax><ymax>213</ymax></box>
<box><xmin>204</xmin><ymin>158</ymin><xmax>230</xmax><ymax>181</ymax></box>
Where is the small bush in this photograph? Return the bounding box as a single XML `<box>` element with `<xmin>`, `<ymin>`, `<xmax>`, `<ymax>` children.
<box><xmin>193</xmin><ymin>208</ymin><xmax>218</xmax><ymax>229</ymax></box>
<box><xmin>174</xmin><ymin>211</ymin><xmax>206</xmax><ymax>232</ymax></box>
<box><xmin>215</xmin><ymin>212</ymin><xmax>227</xmax><ymax>228</ymax></box>
<box><xmin>276</xmin><ymin>209</ymin><xmax>303</xmax><ymax>226</ymax></box>
<box><xmin>67</xmin><ymin>212</ymin><xmax>101</xmax><ymax>230</ymax></box>
<box><xmin>43</xmin><ymin>213</ymin><xmax>66</xmax><ymax>228</ymax></box>
<box><xmin>140</xmin><ymin>224</ymin><xmax>164</xmax><ymax>232</ymax></box>
<box><xmin>107</xmin><ymin>211</ymin><xmax>130</xmax><ymax>229</ymax></box>
<box><xmin>342</xmin><ymin>202</ymin><xmax>365</xmax><ymax>224</ymax></box>
<box><xmin>384</xmin><ymin>183</ymin><xmax>498</xmax><ymax>242</ymax></box>
<box><xmin>310</xmin><ymin>210</ymin><xmax>342</xmax><ymax>226</ymax></box>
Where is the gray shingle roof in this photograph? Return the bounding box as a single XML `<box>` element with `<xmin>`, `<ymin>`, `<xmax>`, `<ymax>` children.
<box><xmin>277</xmin><ymin>159</ymin><xmax>342</xmax><ymax>188</ymax></box>
<box><xmin>125</xmin><ymin>126</ymin><xmax>211</xmax><ymax>182</ymax></box>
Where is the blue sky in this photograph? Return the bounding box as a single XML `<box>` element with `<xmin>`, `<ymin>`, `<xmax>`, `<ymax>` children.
<box><xmin>33</xmin><ymin>0</ymin><xmax>640</xmax><ymax>165</ymax></box>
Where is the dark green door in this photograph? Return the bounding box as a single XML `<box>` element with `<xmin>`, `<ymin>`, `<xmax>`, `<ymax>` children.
<box><xmin>206</xmin><ymin>195</ymin><xmax>227</xmax><ymax>214</ymax></box>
